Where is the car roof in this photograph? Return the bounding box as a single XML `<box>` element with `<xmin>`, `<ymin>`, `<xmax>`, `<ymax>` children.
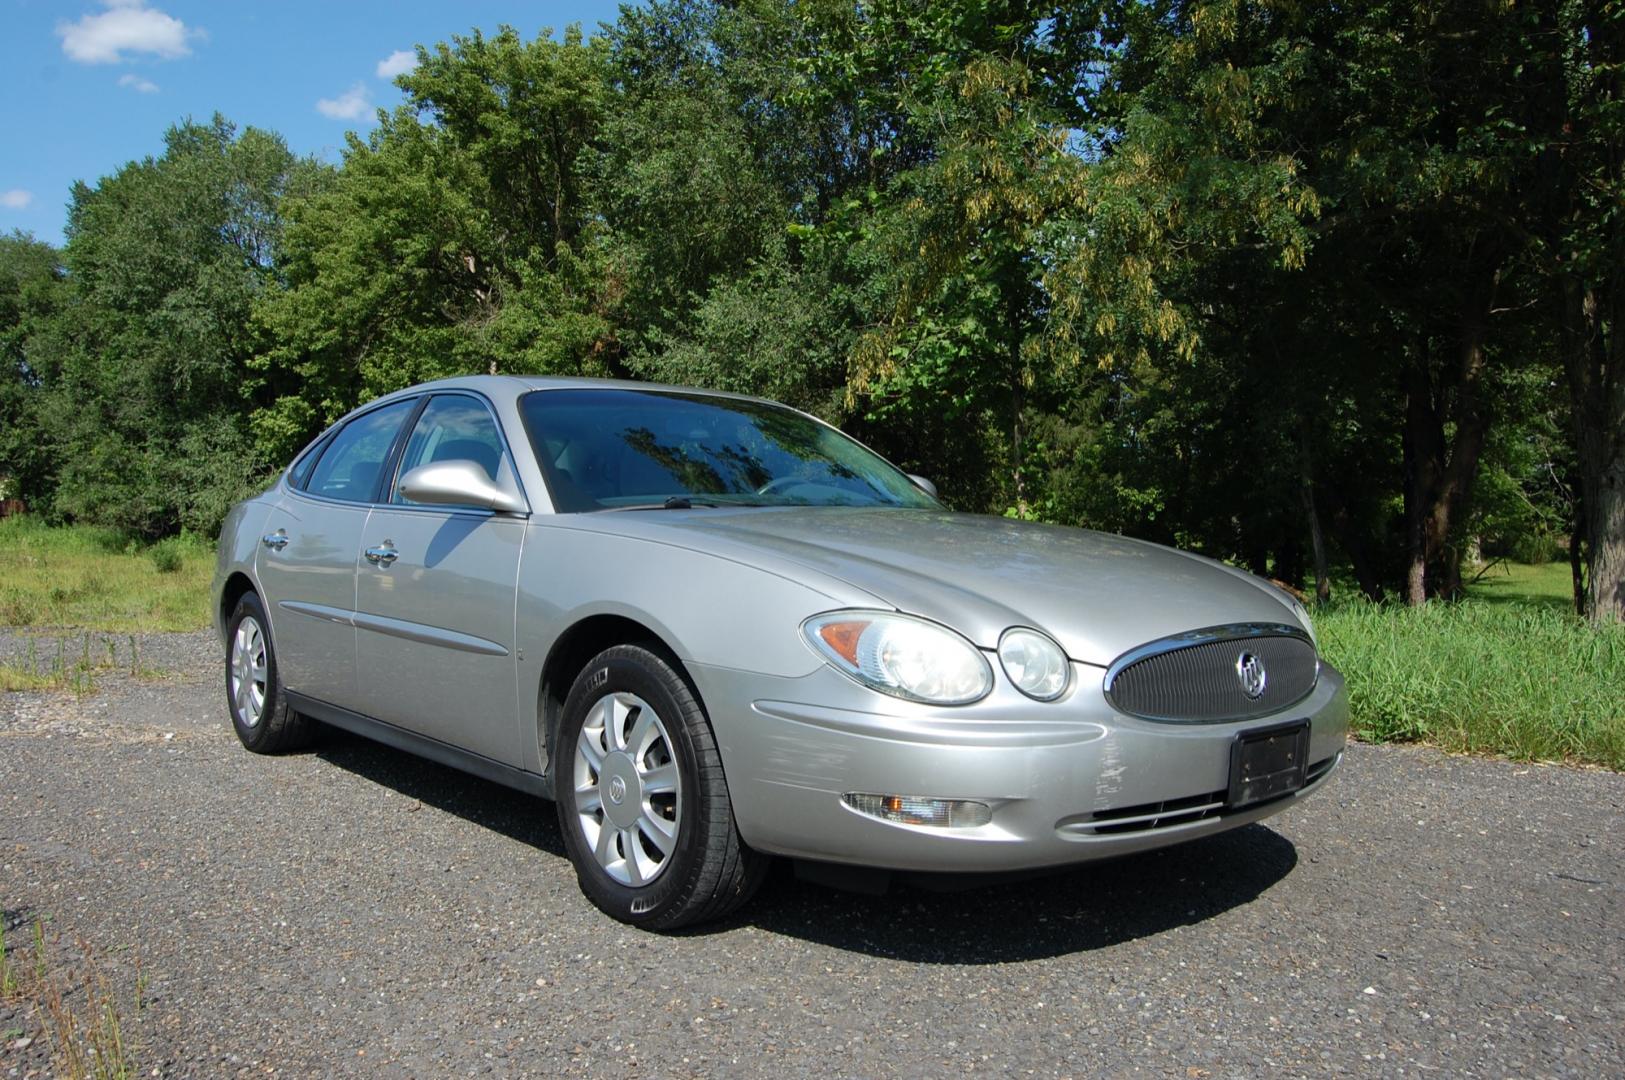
<box><xmin>365</xmin><ymin>374</ymin><xmax>775</xmax><ymax>410</ymax></box>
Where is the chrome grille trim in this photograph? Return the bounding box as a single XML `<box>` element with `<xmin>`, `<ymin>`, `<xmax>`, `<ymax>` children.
<box><xmin>1103</xmin><ymin>622</ymin><xmax>1318</xmax><ymax>724</ymax></box>
<box><xmin>1058</xmin><ymin>754</ymin><xmax>1340</xmax><ymax>838</ymax></box>
<box><xmin>1084</xmin><ymin>793</ymin><xmax>1225</xmax><ymax>834</ymax></box>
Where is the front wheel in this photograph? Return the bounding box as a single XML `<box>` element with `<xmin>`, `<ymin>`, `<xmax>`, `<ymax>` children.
<box><xmin>225</xmin><ymin>592</ymin><xmax>313</xmax><ymax>754</ymax></box>
<box><xmin>554</xmin><ymin>644</ymin><xmax>765</xmax><ymax>929</ymax></box>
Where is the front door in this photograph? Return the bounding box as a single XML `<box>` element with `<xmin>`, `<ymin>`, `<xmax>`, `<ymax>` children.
<box><xmin>353</xmin><ymin>394</ymin><xmax>527</xmax><ymax>766</ymax></box>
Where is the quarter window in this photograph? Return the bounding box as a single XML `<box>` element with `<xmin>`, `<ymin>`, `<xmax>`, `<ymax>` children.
<box><xmin>304</xmin><ymin>399</ymin><xmax>417</xmax><ymax>503</ymax></box>
<box><xmin>286</xmin><ymin>433</ymin><xmax>331</xmax><ymax>491</ymax></box>
<box><xmin>392</xmin><ymin>395</ymin><xmax>509</xmax><ymax>504</ymax></box>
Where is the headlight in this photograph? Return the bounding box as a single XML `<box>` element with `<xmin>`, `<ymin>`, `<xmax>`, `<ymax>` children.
<box><xmin>802</xmin><ymin>611</ymin><xmax>993</xmax><ymax>705</ymax></box>
<box><xmin>997</xmin><ymin>627</ymin><xmax>1070</xmax><ymax>700</ymax></box>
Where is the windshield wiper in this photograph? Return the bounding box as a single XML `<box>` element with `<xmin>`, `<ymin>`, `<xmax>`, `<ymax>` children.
<box><xmin>602</xmin><ymin>496</ymin><xmax>721</xmax><ymax>512</ymax></box>
<box><xmin>597</xmin><ymin>495</ymin><xmax>790</xmax><ymax>512</ymax></box>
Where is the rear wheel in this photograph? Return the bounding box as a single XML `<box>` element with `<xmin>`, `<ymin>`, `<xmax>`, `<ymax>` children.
<box><xmin>554</xmin><ymin>644</ymin><xmax>765</xmax><ymax>929</ymax></box>
<box><xmin>225</xmin><ymin>592</ymin><xmax>313</xmax><ymax>754</ymax></box>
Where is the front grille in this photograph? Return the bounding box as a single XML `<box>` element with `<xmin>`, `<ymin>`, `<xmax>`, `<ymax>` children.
<box><xmin>1086</xmin><ymin>790</ymin><xmax>1226</xmax><ymax>835</ymax></box>
<box><xmin>1066</xmin><ymin>754</ymin><xmax>1339</xmax><ymax>838</ymax></box>
<box><xmin>1105</xmin><ymin>624</ymin><xmax>1318</xmax><ymax>723</ymax></box>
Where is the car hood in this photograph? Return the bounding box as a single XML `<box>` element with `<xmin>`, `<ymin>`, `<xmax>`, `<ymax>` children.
<box><xmin>587</xmin><ymin>507</ymin><xmax>1301</xmax><ymax>666</ymax></box>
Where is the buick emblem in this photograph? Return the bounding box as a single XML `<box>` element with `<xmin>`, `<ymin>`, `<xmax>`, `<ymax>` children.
<box><xmin>1236</xmin><ymin>652</ymin><xmax>1268</xmax><ymax>699</ymax></box>
<box><xmin>608</xmin><ymin>775</ymin><xmax>627</xmax><ymax>805</ymax></box>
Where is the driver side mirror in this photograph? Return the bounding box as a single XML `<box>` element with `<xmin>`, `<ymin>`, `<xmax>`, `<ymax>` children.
<box><xmin>398</xmin><ymin>460</ymin><xmax>527</xmax><ymax>515</ymax></box>
<box><xmin>907</xmin><ymin>474</ymin><xmax>938</xmax><ymax>499</ymax></box>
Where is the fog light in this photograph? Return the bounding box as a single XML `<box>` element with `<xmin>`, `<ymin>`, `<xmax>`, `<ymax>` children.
<box><xmin>842</xmin><ymin>793</ymin><xmax>992</xmax><ymax>828</ymax></box>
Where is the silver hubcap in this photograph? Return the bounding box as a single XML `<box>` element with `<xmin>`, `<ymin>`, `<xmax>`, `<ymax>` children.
<box><xmin>231</xmin><ymin>617</ymin><xmax>268</xmax><ymax>728</ymax></box>
<box><xmin>572</xmin><ymin>692</ymin><xmax>682</xmax><ymax>887</ymax></box>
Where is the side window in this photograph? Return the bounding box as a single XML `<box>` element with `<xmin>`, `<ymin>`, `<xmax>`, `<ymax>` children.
<box><xmin>392</xmin><ymin>395</ymin><xmax>508</xmax><ymax>504</ymax></box>
<box><xmin>304</xmin><ymin>399</ymin><xmax>417</xmax><ymax>503</ymax></box>
<box><xmin>286</xmin><ymin>432</ymin><xmax>332</xmax><ymax>491</ymax></box>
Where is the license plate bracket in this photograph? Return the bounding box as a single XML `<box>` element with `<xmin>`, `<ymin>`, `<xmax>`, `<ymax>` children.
<box><xmin>1228</xmin><ymin>720</ymin><xmax>1310</xmax><ymax>809</ymax></box>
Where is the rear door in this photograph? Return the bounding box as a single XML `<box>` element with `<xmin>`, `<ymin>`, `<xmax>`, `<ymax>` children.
<box><xmin>256</xmin><ymin>398</ymin><xmax>419</xmax><ymax>713</ymax></box>
<box><xmin>353</xmin><ymin>393</ymin><xmax>528</xmax><ymax>765</ymax></box>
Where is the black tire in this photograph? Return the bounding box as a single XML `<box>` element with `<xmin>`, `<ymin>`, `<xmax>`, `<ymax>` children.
<box><xmin>554</xmin><ymin>644</ymin><xmax>766</xmax><ymax>929</ymax></box>
<box><xmin>224</xmin><ymin>592</ymin><xmax>314</xmax><ymax>754</ymax></box>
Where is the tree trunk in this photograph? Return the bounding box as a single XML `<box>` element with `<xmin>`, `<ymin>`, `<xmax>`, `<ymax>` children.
<box><xmin>1308</xmin><ymin>517</ymin><xmax>1330</xmax><ymax>602</ymax></box>
<box><xmin>1592</xmin><ymin>475</ymin><xmax>1625</xmax><ymax>623</ymax></box>
<box><xmin>1276</xmin><ymin>533</ymin><xmax>1305</xmax><ymax>593</ymax></box>
<box><xmin>1530</xmin><ymin>0</ymin><xmax>1623</xmax><ymax>623</ymax></box>
<box><xmin>1570</xmin><ymin>504</ymin><xmax>1586</xmax><ymax>618</ymax></box>
<box><xmin>1402</xmin><ymin>354</ymin><xmax>1444</xmax><ymax>605</ymax></box>
<box><xmin>1401</xmin><ymin>276</ymin><xmax>1496</xmax><ymax>604</ymax></box>
<box><xmin>1006</xmin><ymin>272</ymin><xmax>1028</xmax><ymax>518</ymax></box>
<box><xmin>1322</xmin><ymin>490</ymin><xmax>1385</xmax><ymax>603</ymax></box>
<box><xmin>1432</xmin><ymin>304</ymin><xmax>1492</xmax><ymax>600</ymax></box>
<box><xmin>1245</xmin><ymin>540</ymin><xmax>1270</xmax><ymax>580</ymax></box>
<box><xmin>1300</xmin><ymin>435</ymin><xmax>1326</xmax><ymax>600</ymax></box>
<box><xmin>1010</xmin><ymin>371</ymin><xmax>1026</xmax><ymax>517</ymax></box>
<box><xmin>1562</xmin><ymin>279</ymin><xmax>1625</xmax><ymax>623</ymax></box>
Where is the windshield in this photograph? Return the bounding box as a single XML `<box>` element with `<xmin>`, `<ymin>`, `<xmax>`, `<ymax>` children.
<box><xmin>520</xmin><ymin>388</ymin><xmax>939</xmax><ymax>513</ymax></box>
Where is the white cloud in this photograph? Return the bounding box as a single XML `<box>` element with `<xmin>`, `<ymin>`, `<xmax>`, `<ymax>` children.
<box><xmin>57</xmin><ymin>1</ymin><xmax>200</xmax><ymax>65</ymax></box>
<box><xmin>0</xmin><ymin>190</ymin><xmax>34</xmax><ymax>210</ymax></box>
<box><xmin>316</xmin><ymin>83</ymin><xmax>372</xmax><ymax>121</ymax></box>
<box><xmin>118</xmin><ymin>73</ymin><xmax>159</xmax><ymax>93</ymax></box>
<box><xmin>376</xmin><ymin>49</ymin><xmax>417</xmax><ymax>79</ymax></box>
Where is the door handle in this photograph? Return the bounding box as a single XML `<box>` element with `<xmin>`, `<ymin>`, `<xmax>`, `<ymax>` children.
<box><xmin>261</xmin><ymin>531</ymin><xmax>290</xmax><ymax>550</ymax></box>
<box><xmin>364</xmin><ymin>544</ymin><xmax>399</xmax><ymax>566</ymax></box>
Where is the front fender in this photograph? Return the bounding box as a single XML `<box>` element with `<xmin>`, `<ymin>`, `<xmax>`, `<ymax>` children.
<box><xmin>514</xmin><ymin>521</ymin><xmax>868</xmax><ymax>773</ymax></box>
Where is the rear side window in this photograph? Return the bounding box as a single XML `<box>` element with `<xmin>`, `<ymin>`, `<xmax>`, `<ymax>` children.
<box><xmin>304</xmin><ymin>399</ymin><xmax>417</xmax><ymax>503</ymax></box>
<box><xmin>391</xmin><ymin>395</ymin><xmax>508</xmax><ymax>504</ymax></box>
<box><xmin>287</xmin><ymin>433</ymin><xmax>331</xmax><ymax>490</ymax></box>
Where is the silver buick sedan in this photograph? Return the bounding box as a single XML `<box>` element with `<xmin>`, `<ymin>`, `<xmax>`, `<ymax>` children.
<box><xmin>214</xmin><ymin>376</ymin><xmax>1347</xmax><ymax>928</ymax></box>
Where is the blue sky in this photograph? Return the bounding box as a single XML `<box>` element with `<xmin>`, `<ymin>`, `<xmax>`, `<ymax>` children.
<box><xmin>1</xmin><ymin>1</ymin><xmax>630</xmax><ymax>244</ymax></box>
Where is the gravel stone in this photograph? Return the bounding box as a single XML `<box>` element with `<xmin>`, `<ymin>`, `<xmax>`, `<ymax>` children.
<box><xmin>1</xmin><ymin>631</ymin><xmax>1620</xmax><ymax>1077</ymax></box>
<box><xmin>0</xmin><ymin>628</ymin><xmax>218</xmax><ymax>682</ymax></box>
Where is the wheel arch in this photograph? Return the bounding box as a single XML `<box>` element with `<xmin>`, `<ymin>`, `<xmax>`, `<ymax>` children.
<box><xmin>536</xmin><ymin>613</ymin><xmax>691</xmax><ymax>779</ymax></box>
<box><xmin>219</xmin><ymin>571</ymin><xmax>258</xmax><ymax>641</ymax></box>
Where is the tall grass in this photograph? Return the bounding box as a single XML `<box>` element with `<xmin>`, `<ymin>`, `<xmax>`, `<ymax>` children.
<box><xmin>1317</xmin><ymin>599</ymin><xmax>1625</xmax><ymax>769</ymax></box>
<box><xmin>0</xmin><ymin>632</ymin><xmax>157</xmax><ymax>694</ymax></box>
<box><xmin>1</xmin><ymin>916</ymin><xmax>143</xmax><ymax>1080</ymax></box>
<box><xmin>0</xmin><ymin>516</ymin><xmax>212</xmax><ymax>632</ymax></box>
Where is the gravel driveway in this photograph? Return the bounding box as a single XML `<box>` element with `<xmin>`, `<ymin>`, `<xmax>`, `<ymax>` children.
<box><xmin>2</xmin><ymin>630</ymin><xmax>1620</xmax><ymax>1078</ymax></box>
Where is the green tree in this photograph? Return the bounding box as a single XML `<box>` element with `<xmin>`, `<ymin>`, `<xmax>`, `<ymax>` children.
<box><xmin>0</xmin><ymin>232</ymin><xmax>66</xmax><ymax>510</ymax></box>
<box><xmin>1523</xmin><ymin>0</ymin><xmax>1624</xmax><ymax>623</ymax></box>
<box><xmin>1047</xmin><ymin>0</ymin><xmax>1570</xmax><ymax>603</ymax></box>
<box><xmin>5</xmin><ymin>0</ymin><xmax>1613</xmax><ymax>621</ymax></box>
<box><xmin>45</xmin><ymin>117</ymin><xmax>306</xmax><ymax>536</ymax></box>
<box><xmin>253</xmin><ymin>26</ymin><xmax>617</xmax><ymax>464</ymax></box>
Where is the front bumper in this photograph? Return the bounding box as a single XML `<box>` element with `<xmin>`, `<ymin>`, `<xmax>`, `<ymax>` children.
<box><xmin>688</xmin><ymin>659</ymin><xmax>1349</xmax><ymax>873</ymax></box>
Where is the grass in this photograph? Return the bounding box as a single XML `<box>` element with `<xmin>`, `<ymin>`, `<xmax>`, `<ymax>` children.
<box><xmin>1317</xmin><ymin>581</ymin><xmax>1624</xmax><ymax>770</ymax></box>
<box><xmin>0</xmin><ymin>632</ymin><xmax>162</xmax><ymax>694</ymax></box>
<box><xmin>0</xmin><ymin>516</ymin><xmax>212</xmax><ymax>632</ymax></box>
<box><xmin>1464</xmin><ymin>557</ymin><xmax>1577</xmax><ymax>610</ymax></box>
<box><xmin>1</xmin><ymin>915</ymin><xmax>142</xmax><ymax>1080</ymax></box>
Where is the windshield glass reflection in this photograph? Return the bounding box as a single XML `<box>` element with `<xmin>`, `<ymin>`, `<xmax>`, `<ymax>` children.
<box><xmin>520</xmin><ymin>389</ymin><xmax>938</xmax><ymax>513</ymax></box>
